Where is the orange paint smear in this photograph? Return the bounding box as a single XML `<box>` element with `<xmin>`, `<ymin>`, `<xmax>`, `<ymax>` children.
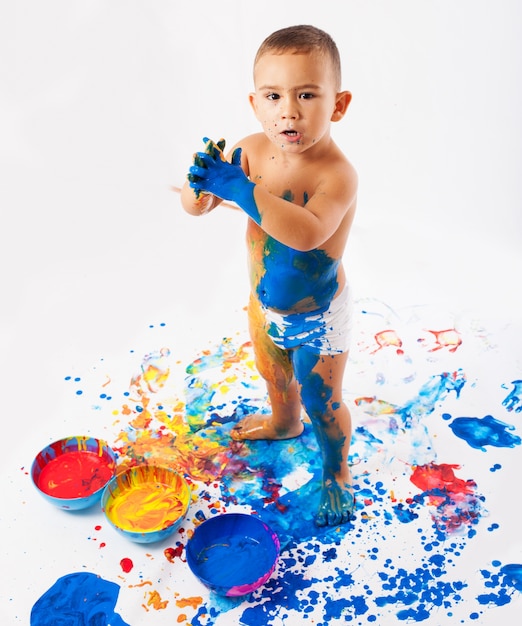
<box><xmin>176</xmin><ymin>596</ymin><xmax>203</xmax><ymax>609</ymax></box>
<box><xmin>147</xmin><ymin>590</ymin><xmax>169</xmax><ymax>610</ymax></box>
<box><xmin>106</xmin><ymin>482</ymin><xmax>187</xmax><ymax>532</ymax></box>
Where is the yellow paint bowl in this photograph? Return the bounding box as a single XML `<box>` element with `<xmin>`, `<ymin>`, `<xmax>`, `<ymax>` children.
<box><xmin>101</xmin><ymin>465</ymin><xmax>190</xmax><ymax>543</ymax></box>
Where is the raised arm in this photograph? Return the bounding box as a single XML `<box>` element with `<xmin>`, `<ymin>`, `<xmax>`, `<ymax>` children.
<box><xmin>187</xmin><ymin>138</ymin><xmax>357</xmax><ymax>251</ymax></box>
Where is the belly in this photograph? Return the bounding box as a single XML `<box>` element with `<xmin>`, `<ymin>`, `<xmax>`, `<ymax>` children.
<box><xmin>250</xmin><ymin>236</ymin><xmax>340</xmax><ymax>313</ymax></box>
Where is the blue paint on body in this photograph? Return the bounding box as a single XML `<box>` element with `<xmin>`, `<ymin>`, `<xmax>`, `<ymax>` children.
<box><xmin>257</xmin><ymin>240</ymin><xmax>339</xmax><ymax>311</ymax></box>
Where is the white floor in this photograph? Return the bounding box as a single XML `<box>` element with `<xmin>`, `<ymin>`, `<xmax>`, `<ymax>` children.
<box><xmin>2</xmin><ymin>2</ymin><xmax>522</xmax><ymax>625</ymax></box>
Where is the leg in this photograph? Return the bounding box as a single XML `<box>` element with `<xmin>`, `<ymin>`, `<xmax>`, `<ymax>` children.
<box><xmin>293</xmin><ymin>348</ymin><xmax>354</xmax><ymax>526</ymax></box>
<box><xmin>231</xmin><ymin>297</ymin><xmax>303</xmax><ymax>441</ymax></box>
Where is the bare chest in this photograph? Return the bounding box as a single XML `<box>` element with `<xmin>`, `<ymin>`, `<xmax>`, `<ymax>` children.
<box><xmin>249</xmin><ymin>159</ymin><xmax>321</xmax><ymax>207</ymax></box>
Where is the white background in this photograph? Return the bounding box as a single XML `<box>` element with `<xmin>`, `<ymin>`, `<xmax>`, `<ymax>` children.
<box><xmin>1</xmin><ymin>1</ymin><xmax>521</xmax><ymax>624</ymax></box>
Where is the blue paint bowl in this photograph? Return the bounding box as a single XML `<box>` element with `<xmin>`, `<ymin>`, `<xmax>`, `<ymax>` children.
<box><xmin>31</xmin><ymin>436</ymin><xmax>117</xmax><ymax>510</ymax></box>
<box><xmin>186</xmin><ymin>513</ymin><xmax>280</xmax><ymax>596</ymax></box>
<box><xmin>101</xmin><ymin>465</ymin><xmax>191</xmax><ymax>544</ymax></box>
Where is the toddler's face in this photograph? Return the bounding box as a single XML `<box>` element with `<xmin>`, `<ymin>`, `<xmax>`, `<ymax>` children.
<box><xmin>250</xmin><ymin>51</ymin><xmax>341</xmax><ymax>153</ymax></box>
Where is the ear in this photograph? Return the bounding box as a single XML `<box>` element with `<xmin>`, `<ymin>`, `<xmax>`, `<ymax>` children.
<box><xmin>331</xmin><ymin>90</ymin><xmax>352</xmax><ymax>122</ymax></box>
<box><xmin>249</xmin><ymin>92</ymin><xmax>259</xmax><ymax>118</ymax></box>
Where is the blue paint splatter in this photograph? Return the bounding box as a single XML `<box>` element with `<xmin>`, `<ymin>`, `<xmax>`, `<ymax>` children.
<box><xmin>502</xmin><ymin>380</ymin><xmax>522</xmax><ymax>412</ymax></box>
<box><xmin>476</xmin><ymin>561</ymin><xmax>522</xmax><ymax>608</ymax></box>
<box><xmin>393</xmin><ymin>502</ymin><xmax>419</xmax><ymax>523</ymax></box>
<box><xmin>31</xmin><ymin>572</ymin><xmax>129</xmax><ymax>626</ymax></box>
<box><xmin>448</xmin><ymin>415</ymin><xmax>521</xmax><ymax>451</ymax></box>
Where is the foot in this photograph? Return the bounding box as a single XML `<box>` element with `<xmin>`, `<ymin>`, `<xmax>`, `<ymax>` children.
<box><xmin>315</xmin><ymin>473</ymin><xmax>355</xmax><ymax>527</ymax></box>
<box><xmin>230</xmin><ymin>414</ymin><xmax>304</xmax><ymax>441</ymax></box>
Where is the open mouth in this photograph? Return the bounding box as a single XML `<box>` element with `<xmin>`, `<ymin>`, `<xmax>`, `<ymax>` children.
<box><xmin>281</xmin><ymin>130</ymin><xmax>302</xmax><ymax>142</ymax></box>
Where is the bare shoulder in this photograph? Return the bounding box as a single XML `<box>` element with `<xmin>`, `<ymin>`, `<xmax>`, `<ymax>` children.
<box><xmin>325</xmin><ymin>143</ymin><xmax>358</xmax><ymax>192</ymax></box>
<box><xmin>312</xmin><ymin>142</ymin><xmax>358</xmax><ymax>212</ymax></box>
<box><xmin>229</xmin><ymin>133</ymin><xmax>270</xmax><ymax>176</ymax></box>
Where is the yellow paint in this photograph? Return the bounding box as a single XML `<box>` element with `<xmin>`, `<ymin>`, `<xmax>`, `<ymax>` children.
<box><xmin>105</xmin><ymin>466</ymin><xmax>190</xmax><ymax>533</ymax></box>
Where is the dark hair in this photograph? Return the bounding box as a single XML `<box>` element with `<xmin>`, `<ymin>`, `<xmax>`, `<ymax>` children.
<box><xmin>254</xmin><ymin>25</ymin><xmax>342</xmax><ymax>88</ymax></box>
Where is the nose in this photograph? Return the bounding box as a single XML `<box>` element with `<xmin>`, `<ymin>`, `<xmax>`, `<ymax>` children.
<box><xmin>280</xmin><ymin>97</ymin><xmax>298</xmax><ymax>120</ymax></box>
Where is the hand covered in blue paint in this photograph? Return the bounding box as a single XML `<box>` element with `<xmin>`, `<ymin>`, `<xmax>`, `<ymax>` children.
<box><xmin>187</xmin><ymin>138</ymin><xmax>226</xmax><ymax>200</ymax></box>
<box><xmin>187</xmin><ymin>138</ymin><xmax>260</xmax><ymax>223</ymax></box>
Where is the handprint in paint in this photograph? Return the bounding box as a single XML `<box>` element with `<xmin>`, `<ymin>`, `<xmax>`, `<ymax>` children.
<box><xmin>419</xmin><ymin>328</ymin><xmax>462</xmax><ymax>353</ymax></box>
<box><xmin>502</xmin><ymin>380</ymin><xmax>522</xmax><ymax>413</ymax></box>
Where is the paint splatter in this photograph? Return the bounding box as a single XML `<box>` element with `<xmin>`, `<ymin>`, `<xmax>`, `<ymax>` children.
<box><xmin>31</xmin><ymin>572</ymin><xmax>130</xmax><ymax>626</ymax></box>
<box><xmin>409</xmin><ymin>463</ymin><xmax>482</xmax><ymax>533</ymax></box>
<box><xmin>447</xmin><ymin>415</ymin><xmax>521</xmax><ymax>451</ymax></box>
<box><xmin>120</xmin><ymin>557</ymin><xmax>133</xmax><ymax>573</ymax></box>
<box><xmin>164</xmin><ymin>544</ymin><xmax>185</xmax><ymax>562</ymax></box>
<box><xmin>476</xmin><ymin>561</ymin><xmax>522</xmax><ymax>608</ymax></box>
<box><xmin>502</xmin><ymin>380</ymin><xmax>522</xmax><ymax>412</ymax></box>
<box><xmin>42</xmin><ymin>297</ymin><xmax>521</xmax><ymax>625</ymax></box>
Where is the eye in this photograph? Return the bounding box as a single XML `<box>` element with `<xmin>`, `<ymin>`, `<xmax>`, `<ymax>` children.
<box><xmin>267</xmin><ymin>93</ymin><xmax>280</xmax><ymax>101</ymax></box>
<box><xmin>299</xmin><ymin>92</ymin><xmax>314</xmax><ymax>100</ymax></box>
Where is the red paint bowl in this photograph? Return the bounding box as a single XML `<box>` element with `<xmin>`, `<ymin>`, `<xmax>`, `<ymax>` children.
<box><xmin>31</xmin><ymin>436</ymin><xmax>117</xmax><ymax>510</ymax></box>
<box><xmin>101</xmin><ymin>465</ymin><xmax>191</xmax><ymax>543</ymax></box>
<box><xmin>186</xmin><ymin>513</ymin><xmax>280</xmax><ymax>597</ymax></box>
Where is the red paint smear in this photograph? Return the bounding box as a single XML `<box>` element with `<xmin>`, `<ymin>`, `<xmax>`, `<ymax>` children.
<box><xmin>426</xmin><ymin>328</ymin><xmax>462</xmax><ymax>353</ymax></box>
<box><xmin>371</xmin><ymin>329</ymin><xmax>403</xmax><ymax>354</ymax></box>
<box><xmin>37</xmin><ymin>451</ymin><xmax>114</xmax><ymax>499</ymax></box>
<box><xmin>120</xmin><ymin>557</ymin><xmax>134</xmax><ymax>573</ymax></box>
<box><xmin>410</xmin><ymin>462</ymin><xmax>480</xmax><ymax>531</ymax></box>
<box><xmin>99</xmin><ymin>542</ymin><xmax>106</xmax><ymax>549</ymax></box>
<box><xmin>164</xmin><ymin>544</ymin><xmax>185</xmax><ymax>563</ymax></box>
<box><xmin>410</xmin><ymin>463</ymin><xmax>476</xmax><ymax>498</ymax></box>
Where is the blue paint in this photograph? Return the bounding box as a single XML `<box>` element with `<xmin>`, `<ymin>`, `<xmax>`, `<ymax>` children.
<box><xmin>257</xmin><ymin>240</ymin><xmax>339</xmax><ymax>310</ymax></box>
<box><xmin>375</xmin><ymin>556</ymin><xmax>467</xmax><ymax>621</ymax></box>
<box><xmin>448</xmin><ymin>415</ymin><xmax>521</xmax><ymax>451</ymax></box>
<box><xmin>186</xmin><ymin>513</ymin><xmax>279</xmax><ymax>597</ymax></box>
<box><xmin>475</xmin><ymin>561</ymin><xmax>522</xmax><ymax>608</ymax></box>
<box><xmin>501</xmin><ymin>563</ymin><xmax>522</xmax><ymax>592</ymax></box>
<box><xmin>31</xmin><ymin>572</ymin><xmax>129</xmax><ymax>626</ymax></box>
<box><xmin>393</xmin><ymin>503</ymin><xmax>419</xmax><ymax>523</ymax></box>
<box><xmin>397</xmin><ymin>371</ymin><xmax>466</xmax><ymax>428</ymax></box>
<box><xmin>502</xmin><ymin>380</ymin><xmax>522</xmax><ymax>412</ymax></box>
<box><xmin>189</xmin><ymin>140</ymin><xmax>260</xmax><ymax>223</ymax></box>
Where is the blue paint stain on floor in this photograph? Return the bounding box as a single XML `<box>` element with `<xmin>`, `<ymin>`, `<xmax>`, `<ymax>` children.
<box><xmin>31</xmin><ymin>572</ymin><xmax>130</xmax><ymax>626</ymax></box>
<box><xmin>447</xmin><ymin>415</ymin><xmax>521</xmax><ymax>451</ymax></box>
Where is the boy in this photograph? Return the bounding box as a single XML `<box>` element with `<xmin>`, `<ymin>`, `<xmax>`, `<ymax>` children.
<box><xmin>181</xmin><ymin>25</ymin><xmax>358</xmax><ymax>527</ymax></box>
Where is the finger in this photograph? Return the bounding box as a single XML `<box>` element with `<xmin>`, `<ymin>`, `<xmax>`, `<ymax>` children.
<box><xmin>193</xmin><ymin>153</ymin><xmax>206</xmax><ymax>168</ymax></box>
<box><xmin>203</xmin><ymin>137</ymin><xmax>226</xmax><ymax>161</ymax></box>
<box><xmin>192</xmin><ymin>153</ymin><xmax>213</xmax><ymax>169</ymax></box>
<box><xmin>188</xmin><ymin>164</ymin><xmax>208</xmax><ymax>178</ymax></box>
<box><xmin>202</xmin><ymin>137</ymin><xmax>218</xmax><ymax>159</ymax></box>
<box><xmin>231</xmin><ymin>147</ymin><xmax>242</xmax><ymax>166</ymax></box>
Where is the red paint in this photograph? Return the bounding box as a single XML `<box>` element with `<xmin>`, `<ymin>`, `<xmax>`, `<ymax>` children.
<box><xmin>410</xmin><ymin>462</ymin><xmax>479</xmax><ymax>531</ymax></box>
<box><xmin>371</xmin><ymin>329</ymin><xmax>403</xmax><ymax>354</ymax></box>
<box><xmin>99</xmin><ymin>542</ymin><xmax>106</xmax><ymax>549</ymax></box>
<box><xmin>37</xmin><ymin>451</ymin><xmax>114</xmax><ymax>499</ymax></box>
<box><xmin>120</xmin><ymin>557</ymin><xmax>134</xmax><ymax>572</ymax></box>
<box><xmin>164</xmin><ymin>545</ymin><xmax>184</xmax><ymax>562</ymax></box>
<box><xmin>426</xmin><ymin>328</ymin><xmax>462</xmax><ymax>353</ymax></box>
<box><xmin>410</xmin><ymin>463</ymin><xmax>476</xmax><ymax>497</ymax></box>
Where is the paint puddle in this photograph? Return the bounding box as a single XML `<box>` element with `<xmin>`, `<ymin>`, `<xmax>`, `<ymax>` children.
<box><xmin>37</xmin><ymin>450</ymin><xmax>114</xmax><ymax>499</ymax></box>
